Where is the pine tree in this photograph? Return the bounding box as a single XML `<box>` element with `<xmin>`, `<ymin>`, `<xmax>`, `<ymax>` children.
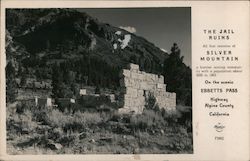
<box><xmin>163</xmin><ymin>43</ymin><xmax>192</xmax><ymax>106</ymax></box>
<box><xmin>52</xmin><ymin>64</ymin><xmax>63</xmax><ymax>98</ymax></box>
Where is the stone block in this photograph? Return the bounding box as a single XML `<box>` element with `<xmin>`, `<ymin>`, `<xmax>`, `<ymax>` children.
<box><xmin>140</xmin><ymin>71</ymin><xmax>146</xmax><ymax>80</ymax></box>
<box><xmin>163</xmin><ymin>91</ymin><xmax>167</xmax><ymax>96</ymax></box>
<box><xmin>134</xmin><ymin>97</ymin><xmax>145</xmax><ymax>106</ymax></box>
<box><xmin>154</xmin><ymin>75</ymin><xmax>158</xmax><ymax>82</ymax></box>
<box><xmin>165</xmin><ymin>92</ymin><xmax>170</xmax><ymax>98</ymax></box>
<box><xmin>168</xmin><ymin>92</ymin><xmax>176</xmax><ymax>99</ymax></box>
<box><xmin>131</xmin><ymin>72</ymin><xmax>142</xmax><ymax>80</ymax></box>
<box><xmin>160</xmin><ymin>90</ymin><xmax>166</xmax><ymax>96</ymax></box>
<box><xmin>47</xmin><ymin>98</ymin><xmax>52</xmax><ymax>106</ymax></box>
<box><xmin>152</xmin><ymin>74</ymin><xmax>157</xmax><ymax>81</ymax></box>
<box><xmin>158</xmin><ymin>75</ymin><xmax>164</xmax><ymax>83</ymax></box>
<box><xmin>147</xmin><ymin>83</ymin><xmax>156</xmax><ymax>90</ymax></box>
<box><xmin>157</xmin><ymin>83</ymin><xmax>165</xmax><ymax>89</ymax></box>
<box><xmin>131</xmin><ymin>69</ymin><xmax>139</xmax><ymax>73</ymax></box>
<box><xmin>131</xmin><ymin>80</ymin><xmax>140</xmax><ymax>89</ymax></box>
<box><xmin>132</xmin><ymin>100</ymin><xmax>139</xmax><ymax>106</ymax></box>
<box><xmin>70</xmin><ymin>98</ymin><xmax>75</xmax><ymax>103</ymax></box>
<box><xmin>118</xmin><ymin>108</ymin><xmax>131</xmax><ymax>114</ymax></box>
<box><xmin>126</xmin><ymin>87</ymin><xmax>137</xmax><ymax>97</ymax></box>
<box><xmin>137</xmin><ymin>90</ymin><xmax>144</xmax><ymax>96</ymax></box>
<box><xmin>148</xmin><ymin>75</ymin><xmax>155</xmax><ymax>82</ymax></box>
<box><xmin>123</xmin><ymin>100</ymin><xmax>132</xmax><ymax>107</ymax></box>
<box><xmin>145</xmin><ymin>73</ymin><xmax>151</xmax><ymax>82</ymax></box>
<box><xmin>109</xmin><ymin>94</ymin><xmax>115</xmax><ymax>103</ymax></box>
<box><xmin>140</xmin><ymin>82</ymin><xmax>148</xmax><ymax>90</ymax></box>
<box><xmin>122</xmin><ymin>69</ymin><xmax>131</xmax><ymax>78</ymax></box>
<box><xmin>128</xmin><ymin>63</ymin><xmax>139</xmax><ymax>70</ymax></box>
<box><xmin>138</xmin><ymin>73</ymin><xmax>144</xmax><ymax>80</ymax></box>
<box><xmin>172</xmin><ymin>92</ymin><xmax>176</xmax><ymax>98</ymax></box>
<box><xmin>130</xmin><ymin>106</ymin><xmax>143</xmax><ymax>114</ymax></box>
<box><xmin>80</xmin><ymin>89</ymin><xmax>87</xmax><ymax>95</ymax></box>
<box><xmin>125</xmin><ymin>78</ymin><xmax>132</xmax><ymax>87</ymax></box>
<box><xmin>153</xmin><ymin>74</ymin><xmax>158</xmax><ymax>81</ymax></box>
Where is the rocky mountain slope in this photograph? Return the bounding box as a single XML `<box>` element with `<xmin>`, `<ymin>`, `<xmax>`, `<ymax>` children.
<box><xmin>6</xmin><ymin>9</ymin><xmax>191</xmax><ymax>106</ymax></box>
<box><xmin>6</xmin><ymin>9</ymin><xmax>168</xmax><ymax>70</ymax></box>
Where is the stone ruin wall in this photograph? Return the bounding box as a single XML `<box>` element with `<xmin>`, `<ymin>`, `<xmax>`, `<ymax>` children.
<box><xmin>118</xmin><ymin>63</ymin><xmax>176</xmax><ymax>114</ymax></box>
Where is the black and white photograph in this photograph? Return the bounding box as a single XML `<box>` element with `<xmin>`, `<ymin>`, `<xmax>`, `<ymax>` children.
<box><xmin>5</xmin><ymin>7</ymin><xmax>192</xmax><ymax>154</ymax></box>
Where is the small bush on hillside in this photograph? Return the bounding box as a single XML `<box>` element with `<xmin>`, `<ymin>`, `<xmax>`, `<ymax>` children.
<box><xmin>16</xmin><ymin>103</ymin><xmax>25</xmax><ymax>114</ymax></box>
<box><xmin>130</xmin><ymin>109</ymin><xmax>165</xmax><ymax>131</ymax></box>
<box><xmin>8</xmin><ymin>109</ymin><xmax>37</xmax><ymax>135</ymax></box>
<box><xmin>145</xmin><ymin>92</ymin><xmax>160</xmax><ymax>112</ymax></box>
<box><xmin>47</xmin><ymin>109</ymin><xmax>73</xmax><ymax>127</ymax></box>
<box><xmin>162</xmin><ymin>110</ymin><xmax>179</xmax><ymax>125</ymax></box>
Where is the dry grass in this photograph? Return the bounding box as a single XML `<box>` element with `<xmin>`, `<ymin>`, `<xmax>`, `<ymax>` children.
<box><xmin>6</xmin><ymin>102</ymin><xmax>193</xmax><ymax>154</ymax></box>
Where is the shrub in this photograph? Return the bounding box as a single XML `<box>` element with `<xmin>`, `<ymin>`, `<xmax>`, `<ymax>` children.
<box><xmin>143</xmin><ymin>109</ymin><xmax>165</xmax><ymax>127</ymax></box>
<box><xmin>162</xmin><ymin>110</ymin><xmax>179</xmax><ymax>125</ymax></box>
<box><xmin>130</xmin><ymin>109</ymin><xmax>165</xmax><ymax>131</ymax></box>
<box><xmin>48</xmin><ymin>109</ymin><xmax>73</xmax><ymax>127</ymax></box>
<box><xmin>75</xmin><ymin>111</ymin><xmax>102</xmax><ymax>126</ymax></box>
<box><xmin>33</xmin><ymin>107</ymin><xmax>50</xmax><ymax>125</ymax></box>
<box><xmin>16</xmin><ymin>102</ymin><xmax>27</xmax><ymax>114</ymax></box>
<box><xmin>12</xmin><ymin>110</ymin><xmax>37</xmax><ymax>135</ymax></box>
<box><xmin>130</xmin><ymin>114</ymin><xmax>153</xmax><ymax>130</ymax></box>
<box><xmin>176</xmin><ymin>105</ymin><xmax>192</xmax><ymax>127</ymax></box>
<box><xmin>144</xmin><ymin>92</ymin><xmax>161</xmax><ymax>113</ymax></box>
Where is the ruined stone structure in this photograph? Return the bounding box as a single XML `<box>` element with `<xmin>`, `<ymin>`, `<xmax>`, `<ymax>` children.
<box><xmin>35</xmin><ymin>97</ymin><xmax>52</xmax><ymax>107</ymax></box>
<box><xmin>118</xmin><ymin>63</ymin><xmax>176</xmax><ymax>114</ymax></box>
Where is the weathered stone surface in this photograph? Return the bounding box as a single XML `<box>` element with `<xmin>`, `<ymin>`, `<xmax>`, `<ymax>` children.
<box><xmin>118</xmin><ymin>107</ymin><xmax>132</xmax><ymax>114</ymax></box>
<box><xmin>157</xmin><ymin>83</ymin><xmax>165</xmax><ymax>89</ymax></box>
<box><xmin>119</xmin><ymin>63</ymin><xmax>176</xmax><ymax>114</ymax></box>
<box><xmin>109</xmin><ymin>94</ymin><xmax>115</xmax><ymax>103</ymax></box>
<box><xmin>159</xmin><ymin>75</ymin><xmax>164</xmax><ymax>83</ymax></box>
<box><xmin>80</xmin><ymin>89</ymin><xmax>87</xmax><ymax>95</ymax></box>
<box><xmin>123</xmin><ymin>69</ymin><xmax>131</xmax><ymax>78</ymax></box>
<box><xmin>140</xmin><ymin>82</ymin><xmax>148</xmax><ymax>90</ymax></box>
<box><xmin>137</xmin><ymin>90</ymin><xmax>144</xmax><ymax>96</ymax></box>
<box><xmin>128</xmin><ymin>63</ymin><xmax>139</xmax><ymax>70</ymax></box>
<box><xmin>126</xmin><ymin>87</ymin><xmax>138</xmax><ymax>97</ymax></box>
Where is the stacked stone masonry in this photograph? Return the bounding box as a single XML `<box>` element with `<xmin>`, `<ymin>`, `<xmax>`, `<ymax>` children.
<box><xmin>118</xmin><ymin>63</ymin><xmax>176</xmax><ymax>114</ymax></box>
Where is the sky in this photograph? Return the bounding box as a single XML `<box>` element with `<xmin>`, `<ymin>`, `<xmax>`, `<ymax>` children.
<box><xmin>77</xmin><ymin>8</ymin><xmax>191</xmax><ymax>67</ymax></box>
